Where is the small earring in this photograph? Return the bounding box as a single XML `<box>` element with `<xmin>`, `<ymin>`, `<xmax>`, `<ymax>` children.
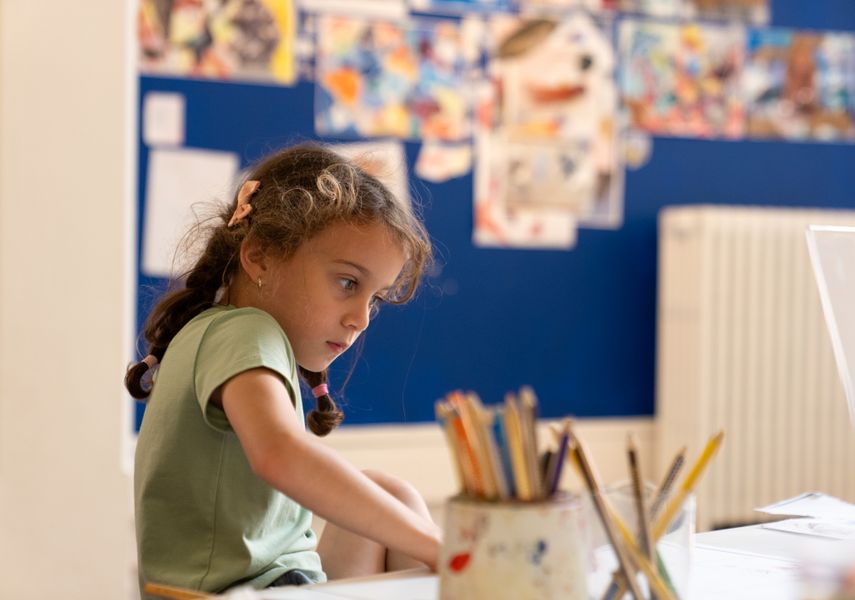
<box><xmin>257</xmin><ymin>277</ymin><xmax>263</xmax><ymax>291</ymax></box>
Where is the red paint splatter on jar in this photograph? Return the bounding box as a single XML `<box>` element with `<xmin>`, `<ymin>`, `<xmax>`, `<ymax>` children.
<box><xmin>449</xmin><ymin>552</ymin><xmax>471</xmax><ymax>572</ymax></box>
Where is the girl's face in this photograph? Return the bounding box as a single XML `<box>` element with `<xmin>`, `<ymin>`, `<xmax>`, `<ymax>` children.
<box><xmin>259</xmin><ymin>221</ymin><xmax>407</xmax><ymax>372</ymax></box>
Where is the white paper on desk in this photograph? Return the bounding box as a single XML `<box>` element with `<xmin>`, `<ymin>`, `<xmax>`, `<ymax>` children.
<box><xmin>250</xmin><ymin>587</ymin><xmax>350</xmax><ymax>599</ymax></box>
<box><xmin>691</xmin><ymin>544</ymin><xmax>801</xmax><ymax>600</ymax></box>
<box><xmin>311</xmin><ymin>574</ymin><xmax>437</xmax><ymax>600</ymax></box>
<box><xmin>256</xmin><ymin>570</ymin><xmax>436</xmax><ymax>600</ymax></box>
<box><xmin>143</xmin><ymin>148</ymin><xmax>239</xmax><ymax>278</ymax></box>
<box><xmin>756</xmin><ymin>492</ymin><xmax>855</xmax><ymax>521</ymax></box>
<box><xmin>762</xmin><ymin>517</ymin><xmax>855</xmax><ymax>541</ymax></box>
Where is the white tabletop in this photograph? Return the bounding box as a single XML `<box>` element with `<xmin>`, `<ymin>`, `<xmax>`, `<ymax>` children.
<box><xmin>245</xmin><ymin>524</ymin><xmax>843</xmax><ymax>600</ymax></box>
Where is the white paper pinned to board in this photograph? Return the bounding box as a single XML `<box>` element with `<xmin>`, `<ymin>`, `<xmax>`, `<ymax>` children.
<box><xmin>143</xmin><ymin>147</ymin><xmax>239</xmax><ymax>278</ymax></box>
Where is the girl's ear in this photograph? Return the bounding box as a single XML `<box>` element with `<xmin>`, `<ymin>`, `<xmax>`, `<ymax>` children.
<box><xmin>238</xmin><ymin>238</ymin><xmax>270</xmax><ymax>282</ymax></box>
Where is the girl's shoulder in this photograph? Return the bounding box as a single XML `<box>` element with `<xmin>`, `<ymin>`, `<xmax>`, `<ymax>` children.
<box><xmin>175</xmin><ymin>305</ymin><xmax>290</xmax><ymax>352</ymax></box>
<box><xmin>194</xmin><ymin>304</ymin><xmax>282</xmax><ymax>331</ymax></box>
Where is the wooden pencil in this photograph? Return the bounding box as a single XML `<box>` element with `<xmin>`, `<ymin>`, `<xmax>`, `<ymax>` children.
<box><xmin>627</xmin><ymin>433</ymin><xmax>655</xmax><ymax>562</ymax></box>
<box><xmin>435</xmin><ymin>400</ymin><xmax>470</xmax><ymax>495</ymax></box>
<box><xmin>504</xmin><ymin>393</ymin><xmax>533</xmax><ymax>500</ymax></box>
<box><xmin>649</xmin><ymin>446</ymin><xmax>687</xmax><ymax>518</ymax></box>
<box><xmin>454</xmin><ymin>392</ymin><xmax>499</xmax><ymax>499</ymax></box>
<box><xmin>518</xmin><ymin>386</ymin><xmax>543</xmax><ymax>498</ymax></box>
<box><xmin>652</xmin><ymin>431</ymin><xmax>724</xmax><ymax>540</ymax></box>
<box><xmin>602</xmin><ymin>444</ymin><xmax>686</xmax><ymax>599</ymax></box>
<box><xmin>568</xmin><ymin>423</ymin><xmax>645</xmax><ymax>600</ymax></box>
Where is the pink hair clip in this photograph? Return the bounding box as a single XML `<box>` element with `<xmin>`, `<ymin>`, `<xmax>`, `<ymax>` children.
<box><xmin>311</xmin><ymin>383</ymin><xmax>329</xmax><ymax>398</ymax></box>
<box><xmin>228</xmin><ymin>180</ymin><xmax>261</xmax><ymax>227</ymax></box>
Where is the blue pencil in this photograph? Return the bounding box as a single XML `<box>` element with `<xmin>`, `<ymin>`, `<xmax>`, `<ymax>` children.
<box><xmin>494</xmin><ymin>407</ymin><xmax>517</xmax><ymax>499</ymax></box>
<box><xmin>545</xmin><ymin>421</ymin><xmax>570</xmax><ymax>496</ymax></box>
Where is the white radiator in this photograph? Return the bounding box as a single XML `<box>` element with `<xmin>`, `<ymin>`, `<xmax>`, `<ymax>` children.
<box><xmin>657</xmin><ymin>205</ymin><xmax>855</xmax><ymax>531</ymax></box>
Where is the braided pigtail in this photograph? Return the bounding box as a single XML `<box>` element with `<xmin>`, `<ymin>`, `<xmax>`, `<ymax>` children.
<box><xmin>125</xmin><ymin>221</ymin><xmax>243</xmax><ymax>400</ymax></box>
<box><xmin>299</xmin><ymin>367</ymin><xmax>344</xmax><ymax>436</ymax></box>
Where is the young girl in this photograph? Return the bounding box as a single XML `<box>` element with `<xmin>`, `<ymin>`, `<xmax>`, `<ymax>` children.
<box><xmin>126</xmin><ymin>143</ymin><xmax>441</xmax><ymax>597</ymax></box>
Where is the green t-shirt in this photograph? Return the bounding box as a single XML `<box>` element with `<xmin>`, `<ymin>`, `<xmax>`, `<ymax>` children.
<box><xmin>134</xmin><ymin>305</ymin><xmax>325</xmax><ymax>598</ymax></box>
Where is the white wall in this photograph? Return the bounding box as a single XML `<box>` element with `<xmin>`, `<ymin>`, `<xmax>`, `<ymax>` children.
<box><xmin>0</xmin><ymin>1</ymin><xmax>136</xmax><ymax>599</ymax></box>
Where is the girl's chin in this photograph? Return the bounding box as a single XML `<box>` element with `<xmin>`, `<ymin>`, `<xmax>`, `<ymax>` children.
<box><xmin>298</xmin><ymin>357</ymin><xmax>335</xmax><ymax>373</ymax></box>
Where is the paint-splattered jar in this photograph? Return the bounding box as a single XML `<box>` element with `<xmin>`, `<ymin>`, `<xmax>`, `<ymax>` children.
<box><xmin>439</xmin><ymin>494</ymin><xmax>588</xmax><ymax>600</ymax></box>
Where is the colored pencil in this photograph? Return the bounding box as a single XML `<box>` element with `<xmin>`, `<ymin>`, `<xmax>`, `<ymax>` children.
<box><xmin>494</xmin><ymin>407</ymin><xmax>517</xmax><ymax>498</ymax></box>
<box><xmin>627</xmin><ymin>433</ymin><xmax>655</xmax><ymax>562</ymax></box>
<box><xmin>543</xmin><ymin>419</ymin><xmax>571</xmax><ymax>497</ymax></box>
<box><xmin>653</xmin><ymin>432</ymin><xmax>724</xmax><ymax>540</ymax></box>
<box><xmin>475</xmin><ymin>396</ymin><xmax>511</xmax><ymax>500</ymax></box>
<box><xmin>610</xmin><ymin>433</ymin><xmax>723</xmax><ymax>600</ymax></box>
<box><xmin>568</xmin><ymin>423</ymin><xmax>645</xmax><ymax>600</ymax></box>
<box><xmin>602</xmin><ymin>445</ymin><xmax>686</xmax><ymax>599</ymax></box>
<box><xmin>435</xmin><ymin>401</ymin><xmax>467</xmax><ymax>494</ymax></box>
<box><xmin>450</xmin><ymin>392</ymin><xmax>496</xmax><ymax>499</ymax></box>
<box><xmin>518</xmin><ymin>387</ymin><xmax>543</xmax><ymax>498</ymax></box>
<box><xmin>649</xmin><ymin>447</ymin><xmax>687</xmax><ymax>518</ymax></box>
<box><xmin>504</xmin><ymin>393</ymin><xmax>533</xmax><ymax>500</ymax></box>
<box><xmin>608</xmin><ymin>504</ymin><xmax>677</xmax><ymax>600</ymax></box>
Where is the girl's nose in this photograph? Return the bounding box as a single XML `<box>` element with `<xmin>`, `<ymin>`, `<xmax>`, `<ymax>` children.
<box><xmin>344</xmin><ymin>299</ymin><xmax>371</xmax><ymax>332</ymax></box>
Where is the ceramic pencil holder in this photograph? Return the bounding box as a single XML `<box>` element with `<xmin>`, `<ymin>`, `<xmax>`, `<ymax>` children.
<box><xmin>438</xmin><ymin>494</ymin><xmax>588</xmax><ymax>600</ymax></box>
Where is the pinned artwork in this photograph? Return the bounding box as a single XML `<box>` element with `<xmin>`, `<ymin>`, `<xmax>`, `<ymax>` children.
<box><xmin>684</xmin><ymin>0</ymin><xmax>769</xmax><ymax>25</ymax></box>
<box><xmin>408</xmin><ymin>0</ymin><xmax>515</xmax><ymax>13</ymax></box>
<box><xmin>329</xmin><ymin>140</ymin><xmax>412</xmax><ymax>206</ymax></box>
<box><xmin>473</xmin><ymin>13</ymin><xmax>622</xmax><ymax>249</ymax></box>
<box><xmin>614</xmin><ymin>0</ymin><xmax>682</xmax><ymax>17</ymax></box>
<box><xmin>143</xmin><ymin>148</ymin><xmax>240</xmax><ymax>278</ymax></box>
<box><xmin>520</xmin><ymin>0</ymin><xmax>619</xmax><ymax>12</ymax></box>
<box><xmin>620</xmin><ymin>19</ymin><xmax>746</xmax><ymax>139</ymax></box>
<box><xmin>142</xmin><ymin>92</ymin><xmax>186</xmax><ymax>147</ymax></box>
<box><xmin>301</xmin><ymin>0</ymin><xmax>407</xmax><ymax>18</ymax></box>
<box><xmin>474</xmin><ymin>82</ymin><xmax>579</xmax><ymax>249</ymax></box>
<box><xmin>138</xmin><ymin>0</ymin><xmax>297</xmax><ymax>84</ymax></box>
<box><xmin>744</xmin><ymin>29</ymin><xmax>855</xmax><ymax>142</ymax></box>
<box><xmin>622</xmin><ymin>129</ymin><xmax>653</xmax><ymax>170</ymax></box>
<box><xmin>314</xmin><ymin>15</ymin><xmax>477</xmax><ymax>141</ymax></box>
<box><xmin>416</xmin><ymin>141</ymin><xmax>473</xmax><ymax>183</ymax></box>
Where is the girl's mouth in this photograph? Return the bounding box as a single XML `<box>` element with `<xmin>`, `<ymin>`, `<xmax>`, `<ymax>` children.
<box><xmin>327</xmin><ymin>342</ymin><xmax>346</xmax><ymax>354</ymax></box>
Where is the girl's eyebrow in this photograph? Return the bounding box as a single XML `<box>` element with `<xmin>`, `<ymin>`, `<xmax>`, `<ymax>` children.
<box><xmin>332</xmin><ymin>259</ymin><xmax>395</xmax><ymax>291</ymax></box>
<box><xmin>332</xmin><ymin>259</ymin><xmax>369</xmax><ymax>277</ymax></box>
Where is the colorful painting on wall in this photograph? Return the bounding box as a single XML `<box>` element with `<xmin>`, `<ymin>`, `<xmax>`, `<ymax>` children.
<box><xmin>473</xmin><ymin>12</ymin><xmax>622</xmax><ymax>248</ymax></box>
<box><xmin>409</xmin><ymin>0</ymin><xmax>515</xmax><ymax>13</ymax></box>
<box><xmin>684</xmin><ymin>0</ymin><xmax>769</xmax><ymax>25</ymax></box>
<box><xmin>138</xmin><ymin>0</ymin><xmax>297</xmax><ymax>84</ymax></box>
<box><xmin>619</xmin><ymin>19</ymin><xmax>746</xmax><ymax>139</ymax></box>
<box><xmin>744</xmin><ymin>29</ymin><xmax>855</xmax><ymax>141</ymax></box>
<box><xmin>314</xmin><ymin>15</ymin><xmax>478</xmax><ymax>141</ymax></box>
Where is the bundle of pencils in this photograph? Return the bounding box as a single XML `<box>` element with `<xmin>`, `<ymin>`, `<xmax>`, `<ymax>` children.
<box><xmin>564</xmin><ymin>425</ymin><xmax>725</xmax><ymax>600</ymax></box>
<box><xmin>434</xmin><ymin>387</ymin><xmax>571</xmax><ymax>501</ymax></box>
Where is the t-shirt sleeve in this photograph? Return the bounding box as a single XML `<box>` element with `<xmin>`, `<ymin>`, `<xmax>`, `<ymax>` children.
<box><xmin>193</xmin><ymin>309</ymin><xmax>299</xmax><ymax>432</ymax></box>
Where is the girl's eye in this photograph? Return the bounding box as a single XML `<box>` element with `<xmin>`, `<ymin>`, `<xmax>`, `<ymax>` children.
<box><xmin>338</xmin><ymin>277</ymin><xmax>357</xmax><ymax>292</ymax></box>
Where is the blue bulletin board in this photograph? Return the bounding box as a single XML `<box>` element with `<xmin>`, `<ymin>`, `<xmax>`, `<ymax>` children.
<box><xmin>134</xmin><ymin>0</ymin><xmax>855</xmax><ymax>429</ymax></box>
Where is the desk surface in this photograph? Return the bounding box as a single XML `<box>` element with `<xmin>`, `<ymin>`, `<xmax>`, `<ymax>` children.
<box><xmin>245</xmin><ymin>524</ymin><xmax>844</xmax><ymax>600</ymax></box>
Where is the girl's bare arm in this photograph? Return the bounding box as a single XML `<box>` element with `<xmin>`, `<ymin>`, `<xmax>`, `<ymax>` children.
<box><xmin>220</xmin><ymin>367</ymin><xmax>441</xmax><ymax>570</ymax></box>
